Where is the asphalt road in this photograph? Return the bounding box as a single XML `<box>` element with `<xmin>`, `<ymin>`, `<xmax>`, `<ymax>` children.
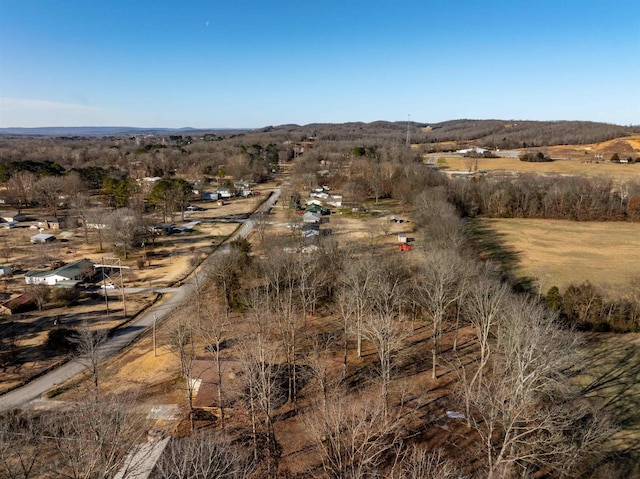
<box><xmin>0</xmin><ymin>188</ymin><xmax>281</xmax><ymax>411</ymax></box>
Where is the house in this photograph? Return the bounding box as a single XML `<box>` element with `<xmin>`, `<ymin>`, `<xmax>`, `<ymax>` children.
<box><xmin>30</xmin><ymin>233</ymin><xmax>56</xmax><ymax>244</ymax></box>
<box><xmin>0</xmin><ymin>212</ymin><xmax>26</xmax><ymax>223</ymax></box>
<box><xmin>305</xmin><ymin>204</ymin><xmax>330</xmax><ymax>215</ymax></box>
<box><xmin>327</xmin><ymin>195</ymin><xmax>343</xmax><ymax>208</ymax></box>
<box><xmin>217</xmin><ymin>189</ymin><xmax>233</xmax><ymax>199</ymax></box>
<box><xmin>150</xmin><ymin>223</ymin><xmax>176</xmax><ymax>235</ymax></box>
<box><xmin>174</xmin><ymin>221</ymin><xmax>200</xmax><ymax>232</ymax></box>
<box><xmin>0</xmin><ymin>266</ymin><xmax>12</xmax><ymax>277</ymax></box>
<box><xmin>24</xmin><ymin>259</ymin><xmax>94</xmax><ymax>286</ymax></box>
<box><xmin>38</xmin><ymin>218</ymin><xmax>65</xmax><ymax>230</ymax></box>
<box><xmin>0</xmin><ymin>293</ymin><xmax>36</xmax><ymax>315</ymax></box>
<box><xmin>201</xmin><ymin>191</ymin><xmax>220</xmax><ymax>201</ymax></box>
<box><xmin>303</xmin><ymin>212</ymin><xmax>321</xmax><ymax>224</ymax></box>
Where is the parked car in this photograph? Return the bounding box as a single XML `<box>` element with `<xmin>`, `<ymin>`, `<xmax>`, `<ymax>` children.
<box><xmin>100</xmin><ymin>283</ymin><xmax>116</xmax><ymax>289</ymax></box>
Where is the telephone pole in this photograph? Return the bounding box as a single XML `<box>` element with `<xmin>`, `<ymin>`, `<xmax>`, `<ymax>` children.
<box><xmin>406</xmin><ymin>114</ymin><xmax>411</xmax><ymax>146</ymax></box>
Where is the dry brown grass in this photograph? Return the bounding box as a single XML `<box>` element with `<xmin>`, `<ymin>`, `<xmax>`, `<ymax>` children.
<box><xmin>479</xmin><ymin>218</ymin><xmax>640</xmax><ymax>295</ymax></box>
<box><xmin>440</xmin><ymin>156</ymin><xmax>640</xmax><ymax>182</ymax></box>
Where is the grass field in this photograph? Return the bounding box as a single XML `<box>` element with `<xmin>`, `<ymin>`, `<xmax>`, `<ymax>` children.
<box><xmin>476</xmin><ymin>218</ymin><xmax>640</xmax><ymax>295</ymax></box>
<box><xmin>440</xmin><ymin>156</ymin><xmax>640</xmax><ymax>182</ymax></box>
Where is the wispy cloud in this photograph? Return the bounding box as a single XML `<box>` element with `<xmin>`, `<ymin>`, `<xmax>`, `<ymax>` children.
<box><xmin>0</xmin><ymin>97</ymin><xmax>103</xmax><ymax>112</ymax></box>
<box><xmin>0</xmin><ymin>97</ymin><xmax>113</xmax><ymax>127</ymax></box>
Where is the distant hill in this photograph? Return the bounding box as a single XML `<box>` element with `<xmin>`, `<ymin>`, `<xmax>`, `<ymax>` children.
<box><xmin>256</xmin><ymin>119</ymin><xmax>640</xmax><ymax>149</ymax></box>
<box><xmin>2</xmin><ymin>120</ymin><xmax>638</xmax><ymax>150</ymax></box>
<box><xmin>0</xmin><ymin>126</ymin><xmax>249</xmax><ymax>136</ymax></box>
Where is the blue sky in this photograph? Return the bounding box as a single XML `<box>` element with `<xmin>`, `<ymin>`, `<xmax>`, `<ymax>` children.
<box><xmin>1</xmin><ymin>0</ymin><xmax>638</xmax><ymax>128</ymax></box>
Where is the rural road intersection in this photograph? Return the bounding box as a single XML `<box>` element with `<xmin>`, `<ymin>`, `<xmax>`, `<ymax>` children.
<box><xmin>0</xmin><ymin>188</ymin><xmax>281</xmax><ymax>411</ymax></box>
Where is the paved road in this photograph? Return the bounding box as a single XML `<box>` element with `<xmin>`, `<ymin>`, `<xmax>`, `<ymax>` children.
<box><xmin>0</xmin><ymin>188</ymin><xmax>281</xmax><ymax>411</ymax></box>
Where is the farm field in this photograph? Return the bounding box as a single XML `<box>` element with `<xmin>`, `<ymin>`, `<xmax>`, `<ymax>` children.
<box><xmin>476</xmin><ymin>218</ymin><xmax>640</xmax><ymax>295</ymax></box>
<box><xmin>440</xmin><ymin>156</ymin><xmax>640</xmax><ymax>181</ymax></box>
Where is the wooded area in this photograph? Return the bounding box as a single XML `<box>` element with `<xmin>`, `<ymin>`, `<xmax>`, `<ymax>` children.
<box><xmin>0</xmin><ymin>121</ymin><xmax>637</xmax><ymax>478</ymax></box>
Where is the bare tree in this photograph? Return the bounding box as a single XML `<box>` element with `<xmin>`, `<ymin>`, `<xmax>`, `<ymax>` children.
<box><xmin>106</xmin><ymin>208</ymin><xmax>142</xmax><ymax>259</ymax></box>
<box><xmin>0</xmin><ymin>410</ymin><xmax>45</xmax><ymax>479</ymax></box>
<box><xmin>458</xmin><ymin>276</ymin><xmax>509</xmax><ymax>424</ymax></box>
<box><xmin>197</xmin><ymin>295</ymin><xmax>230</xmax><ymax>430</ymax></box>
<box><xmin>6</xmin><ymin>171</ymin><xmax>36</xmax><ymax>213</ymax></box>
<box><xmin>393</xmin><ymin>446</ymin><xmax>468</xmax><ymax>479</ymax></box>
<box><xmin>338</xmin><ymin>253</ymin><xmax>381</xmax><ymax>359</ymax></box>
<box><xmin>415</xmin><ymin>250</ymin><xmax>466</xmax><ymax>379</ymax></box>
<box><xmin>45</xmin><ymin>393</ymin><xmax>144</xmax><ymax>479</ymax></box>
<box><xmin>464</xmin><ymin>296</ymin><xmax>612</xmax><ymax>478</ymax></box>
<box><xmin>167</xmin><ymin>317</ymin><xmax>197</xmax><ymax>431</ymax></box>
<box><xmin>154</xmin><ymin>432</ymin><xmax>254</xmax><ymax>479</ymax></box>
<box><xmin>240</xmin><ymin>289</ymin><xmax>283</xmax><ymax>472</ymax></box>
<box><xmin>305</xmin><ymin>392</ymin><xmax>403</xmax><ymax>479</ymax></box>
<box><xmin>71</xmin><ymin>321</ymin><xmax>108</xmax><ymax>391</ymax></box>
<box><xmin>28</xmin><ymin>284</ymin><xmax>50</xmax><ymax>312</ymax></box>
<box><xmin>32</xmin><ymin>176</ymin><xmax>66</xmax><ymax>217</ymax></box>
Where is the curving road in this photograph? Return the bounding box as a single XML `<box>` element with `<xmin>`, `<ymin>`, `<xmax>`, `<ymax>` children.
<box><xmin>0</xmin><ymin>188</ymin><xmax>281</xmax><ymax>411</ymax></box>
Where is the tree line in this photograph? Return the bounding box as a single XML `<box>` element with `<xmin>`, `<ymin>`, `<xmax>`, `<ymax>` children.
<box><xmin>448</xmin><ymin>173</ymin><xmax>640</xmax><ymax>221</ymax></box>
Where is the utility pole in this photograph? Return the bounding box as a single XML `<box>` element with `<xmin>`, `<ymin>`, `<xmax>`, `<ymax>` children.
<box><xmin>153</xmin><ymin>313</ymin><xmax>157</xmax><ymax>357</ymax></box>
<box><xmin>406</xmin><ymin>114</ymin><xmax>411</xmax><ymax>146</ymax></box>
<box><xmin>98</xmin><ymin>257</ymin><xmax>129</xmax><ymax>317</ymax></box>
<box><xmin>102</xmin><ymin>263</ymin><xmax>109</xmax><ymax>316</ymax></box>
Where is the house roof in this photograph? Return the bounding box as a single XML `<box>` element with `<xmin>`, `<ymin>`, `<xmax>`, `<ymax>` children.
<box><xmin>25</xmin><ymin>259</ymin><xmax>93</xmax><ymax>280</ymax></box>
<box><xmin>0</xmin><ymin>293</ymin><xmax>35</xmax><ymax>312</ymax></box>
<box><xmin>30</xmin><ymin>233</ymin><xmax>55</xmax><ymax>241</ymax></box>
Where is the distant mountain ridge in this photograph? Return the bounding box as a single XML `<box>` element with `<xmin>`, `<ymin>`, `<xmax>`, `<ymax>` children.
<box><xmin>0</xmin><ymin>126</ymin><xmax>248</xmax><ymax>136</ymax></box>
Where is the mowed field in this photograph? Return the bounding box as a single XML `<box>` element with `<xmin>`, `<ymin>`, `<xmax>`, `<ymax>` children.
<box><xmin>479</xmin><ymin>218</ymin><xmax>640</xmax><ymax>295</ymax></box>
<box><xmin>442</xmin><ymin>156</ymin><xmax>640</xmax><ymax>181</ymax></box>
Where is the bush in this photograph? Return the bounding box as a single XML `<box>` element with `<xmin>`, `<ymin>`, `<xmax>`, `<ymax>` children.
<box><xmin>46</xmin><ymin>327</ymin><xmax>79</xmax><ymax>353</ymax></box>
<box><xmin>51</xmin><ymin>287</ymin><xmax>80</xmax><ymax>306</ymax></box>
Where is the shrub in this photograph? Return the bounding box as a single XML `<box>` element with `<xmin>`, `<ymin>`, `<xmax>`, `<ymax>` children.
<box><xmin>46</xmin><ymin>327</ymin><xmax>79</xmax><ymax>353</ymax></box>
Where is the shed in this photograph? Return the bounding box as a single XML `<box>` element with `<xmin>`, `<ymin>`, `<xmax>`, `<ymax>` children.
<box><xmin>0</xmin><ymin>266</ymin><xmax>12</xmax><ymax>276</ymax></box>
<box><xmin>30</xmin><ymin>233</ymin><xmax>56</xmax><ymax>244</ymax></box>
<box><xmin>0</xmin><ymin>293</ymin><xmax>36</xmax><ymax>315</ymax></box>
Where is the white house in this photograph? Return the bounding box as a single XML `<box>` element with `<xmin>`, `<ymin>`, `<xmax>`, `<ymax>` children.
<box><xmin>24</xmin><ymin>259</ymin><xmax>94</xmax><ymax>286</ymax></box>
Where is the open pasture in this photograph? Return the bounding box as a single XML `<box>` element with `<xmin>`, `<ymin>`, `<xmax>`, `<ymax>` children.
<box><xmin>442</xmin><ymin>156</ymin><xmax>640</xmax><ymax>181</ymax></box>
<box><xmin>477</xmin><ymin>218</ymin><xmax>640</xmax><ymax>295</ymax></box>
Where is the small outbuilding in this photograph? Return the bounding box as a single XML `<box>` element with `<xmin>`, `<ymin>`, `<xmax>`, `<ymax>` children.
<box><xmin>0</xmin><ymin>293</ymin><xmax>36</xmax><ymax>315</ymax></box>
<box><xmin>30</xmin><ymin>233</ymin><xmax>56</xmax><ymax>244</ymax></box>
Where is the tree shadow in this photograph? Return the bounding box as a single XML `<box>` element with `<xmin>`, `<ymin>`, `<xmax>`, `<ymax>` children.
<box><xmin>467</xmin><ymin>220</ymin><xmax>535</xmax><ymax>293</ymax></box>
<box><xmin>573</xmin><ymin>335</ymin><xmax>640</xmax><ymax>471</ymax></box>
